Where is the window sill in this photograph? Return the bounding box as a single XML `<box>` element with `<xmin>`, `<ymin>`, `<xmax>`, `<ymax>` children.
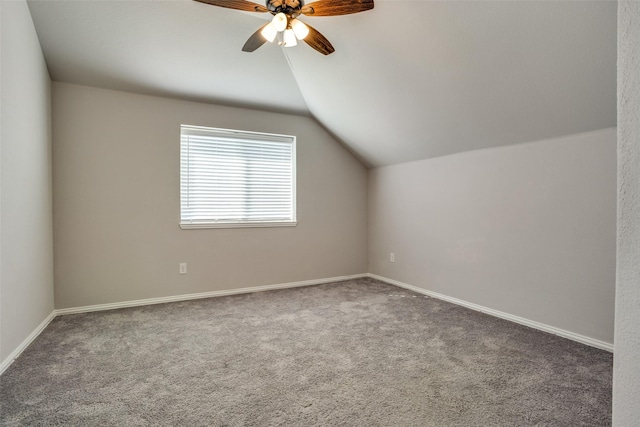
<box><xmin>180</xmin><ymin>221</ymin><xmax>297</xmax><ymax>230</ymax></box>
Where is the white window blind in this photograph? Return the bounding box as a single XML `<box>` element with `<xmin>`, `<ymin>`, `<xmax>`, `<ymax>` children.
<box><xmin>180</xmin><ymin>125</ymin><xmax>296</xmax><ymax>229</ymax></box>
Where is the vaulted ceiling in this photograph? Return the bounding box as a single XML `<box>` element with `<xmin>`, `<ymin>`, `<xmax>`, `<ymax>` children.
<box><xmin>27</xmin><ymin>0</ymin><xmax>617</xmax><ymax>167</ymax></box>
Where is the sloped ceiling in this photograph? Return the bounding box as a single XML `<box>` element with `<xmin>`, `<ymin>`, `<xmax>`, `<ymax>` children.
<box><xmin>27</xmin><ymin>0</ymin><xmax>617</xmax><ymax>167</ymax></box>
<box><xmin>27</xmin><ymin>0</ymin><xmax>308</xmax><ymax>113</ymax></box>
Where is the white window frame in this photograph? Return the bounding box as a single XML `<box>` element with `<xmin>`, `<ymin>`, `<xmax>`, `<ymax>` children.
<box><xmin>180</xmin><ymin>125</ymin><xmax>297</xmax><ymax>229</ymax></box>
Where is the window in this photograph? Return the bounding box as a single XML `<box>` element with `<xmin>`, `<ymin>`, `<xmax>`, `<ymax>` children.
<box><xmin>180</xmin><ymin>125</ymin><xmax>296</xmax><ymax>229</ymax></box>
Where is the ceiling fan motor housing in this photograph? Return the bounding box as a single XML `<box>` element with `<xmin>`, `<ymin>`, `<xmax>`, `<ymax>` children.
<box><xmin>266</xmin><ymin>0</ymin><xmax>303</xmax><ymax>16</ymax></box>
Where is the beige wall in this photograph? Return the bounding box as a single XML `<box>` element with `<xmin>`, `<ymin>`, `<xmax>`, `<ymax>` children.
<box><xmin>368</xmin><ymin>128</ymin><xmax>617</xmax><ymax>344</ymax></box>
<box><xmin>52</xmin><ymin>83</ymin><xmax>367</xmax><ymax>309</ymax></box>
<box><xmin>613</xmin><ymin>2</ymin><xmax>640</xmax><ymax>425</ymax></box>
<box><xmin>1</xmin><ymin>0</ymin><xmax>54</xmax><ymax>362</ymax></box>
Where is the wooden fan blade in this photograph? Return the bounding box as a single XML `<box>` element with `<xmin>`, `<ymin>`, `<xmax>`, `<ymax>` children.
<box><xmin>303</xmin><ymin>23</ymin><xmax>335</xmax><ymax>55</ymax></box>
<box><xmin>301</xmin><ymin>0</ymin><xmax>373</xmax><ymax>16</ymax></box>
<box><xmin>193</xmin><ymin>0</ymin><xmax>268</xmax><ymax>13</ymax></box>
<box><xmin>242</xmin><ymin>24</ymin><xmax>269</xmax><ymax>52</ymax></box>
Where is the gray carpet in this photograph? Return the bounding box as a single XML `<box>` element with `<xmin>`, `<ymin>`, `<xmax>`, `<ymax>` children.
<box><xmin>0</xmin><ymin>278</ymin><xmax>612</xmax><ymax>426</ymax></box>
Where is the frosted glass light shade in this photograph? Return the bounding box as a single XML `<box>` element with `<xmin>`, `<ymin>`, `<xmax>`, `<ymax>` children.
<box><xmin>291</xmin><ymin>19</ymin><xmax>309</xmax><ymax>40</ymax></box>
<box><xmin>282</xmin><ymin>29</ymin><xmax>297</xmax><ymax>47</ymax></box>
<box><xmin>261</xmin><ymin>23</ymin><xmax>277</xmax><ymax>42</ymax></box>
<box><xmin>272</xmin><ymin>13</ymin><xmax>287</xmax><ymax>32</ymax></box>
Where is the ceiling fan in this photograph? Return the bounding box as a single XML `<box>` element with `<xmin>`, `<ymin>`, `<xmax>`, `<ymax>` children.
<box><xmin>194</xmin><ymin>0</ymin><xmax>374</xmax><ymax>55</ymax></box>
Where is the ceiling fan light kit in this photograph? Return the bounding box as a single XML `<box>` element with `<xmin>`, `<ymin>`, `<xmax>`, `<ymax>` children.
<box><xmin>194</xmin><ymin>0</ymin><xmax>374</xmax><ymax>55</ymax></box>
<box><xmin>260</xmin><ymin>13</ymin><xmax>307</xmax><ymax>47</ymax></box>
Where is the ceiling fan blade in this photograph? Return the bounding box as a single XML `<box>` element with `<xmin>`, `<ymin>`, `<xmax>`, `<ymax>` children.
<box><xmin>303</xmin><ymin>23</ymin><xmax>335</xmax><ymax>55</ymax></box>
<box><xmin>301</xmin><ymin>0</ymin><xmax>373</xmax><ymax>16</ymax></box>
<box><xmin>242</xmin><ymin>24</ymin><xmax>269</xmax><ymax>52</ymax></box>
<box><xmin>193</xmin><ymin>0</ymin><xmax>268</xmax><ymax>13</ymax></box>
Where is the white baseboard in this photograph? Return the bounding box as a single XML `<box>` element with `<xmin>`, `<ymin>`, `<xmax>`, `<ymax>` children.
<box><xmin>55</xmin><ymin>274</ymin><xmax>368</xmax><ymax>316</ymax></box>
<box><xmin>0</xmin><ymin>310</ymin><xmax>57</xmax><ymax>375</ymax></box>
<box><xmin>367</xmin><ymin>273</ymin><xmax>614</xmax><ymax>353</ymax></box>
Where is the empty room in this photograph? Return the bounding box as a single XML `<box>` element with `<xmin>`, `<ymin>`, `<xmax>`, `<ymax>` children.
<box><xmin>1</xmin><ymin>0</ymin><xmax>639</xmax><ymax>425</ymax></box>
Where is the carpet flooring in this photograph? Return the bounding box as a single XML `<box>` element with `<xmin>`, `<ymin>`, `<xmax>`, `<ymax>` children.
<box><xmin>1</xmin><ymin>278</ymin><xmax>612</xmax><ymax>426</ymax></box>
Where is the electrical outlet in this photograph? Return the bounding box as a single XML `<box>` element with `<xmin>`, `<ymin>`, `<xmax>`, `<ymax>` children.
<box><xmin>179</xmin><ymin>263</ymin><xmax>187</xmax><ymax>275</ymax></box>
<box><xmin>390</xmin><ymin>253</ymin><xmax>395</xmax><ymax>263</ymax></box>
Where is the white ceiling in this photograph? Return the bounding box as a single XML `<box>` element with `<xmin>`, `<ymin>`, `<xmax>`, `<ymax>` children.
<box><xmin>27</xmin><ymin>0</ymin><xmax>617</xmax><ymax>167</ymax></box>
<box><xmin>27</xmin><ymin>0</ymin><xmax>308</xmax><ymax>113</ymax></box>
